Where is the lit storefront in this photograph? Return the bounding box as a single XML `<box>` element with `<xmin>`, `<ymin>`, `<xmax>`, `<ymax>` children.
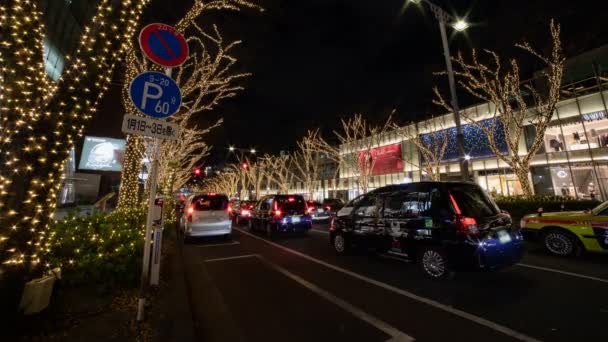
<box><xmin>334</xmin><ymin>85</ymin><xmax>608</xmax><ymax>201</ymax></box>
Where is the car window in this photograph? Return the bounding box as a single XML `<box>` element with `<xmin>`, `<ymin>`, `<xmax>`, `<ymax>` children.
<box><xmin>276</xmin><ymin>196</ymin><xmax>306</xmax><ymax>211</ymax></box>
<box><xmin>354</xmin><ymin>194</ymin><xmax>380</xmax><ymax>217</ymax></box>
<box><xmin>344</xmin><ymin>195</ymin><xmax>364</xmax><ymax>209</ymax></box>
<box><xmin>259</xmin><ymin>197</ymin><xmax>272</xmax><ymax>211</ymax></box>
<box><xmin>191</xmin><ymin>195</ymin><xmax>228</xmax><ymax>211</ymax></box>
<box><xmin>448</xmin><ymin>184</ymin><xmax>499</xmax><ymax>217</ymax></box>
<box><xmin>383</xmin><ymin>186</ymin><xmax>447</xmax><ymax>219</ymax></box>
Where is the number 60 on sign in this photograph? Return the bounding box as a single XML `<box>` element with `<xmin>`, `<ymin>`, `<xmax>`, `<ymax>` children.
<box><xmin>129</xmin><ymin>71</ymin><xmax>182</xmax><ymax>119</ymax></box>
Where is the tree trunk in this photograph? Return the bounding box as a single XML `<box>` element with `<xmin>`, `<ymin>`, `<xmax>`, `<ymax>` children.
<box><xmin>118</xmin><ymin>135</ymin><xmax>145</xmax><ymax>208</ymax></box>
<box><xmin>513</xmin><ymin>165</ymin><xmax>534</xmax><ymax>197</ymax></box>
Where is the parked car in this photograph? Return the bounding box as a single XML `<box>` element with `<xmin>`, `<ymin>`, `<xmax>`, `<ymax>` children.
<box><xmin>307</xmin><ymin>201</ymin><xmax>332</xmax><ymax>221</ymax></box>
<box><xmin>249</xmin><ymin>195</ymin><xmax>312</xmax><ymax>237</ymax></box>
<box><xmin>330</xmin><ymin>182</ymin><xmax>524</xmax><ymax>280</ymax></box>
<box><xmin>521</xmin><ymin>201</ymin><xmax>608</xmax><ymax>257</ymax></box>
<box><xmin>322</xmin><ymin>198</ymin><xmax>345</xmax><ymax>214</ymax></box>
<box><xmin>234</xmin><ymin>200</ymin><xmax>257</xmax><ymax>225</ymax></box>
<box><xmin>180</xmin><ymin>193</ymin><xmax>232</xmax><ymax>240</ymax></box>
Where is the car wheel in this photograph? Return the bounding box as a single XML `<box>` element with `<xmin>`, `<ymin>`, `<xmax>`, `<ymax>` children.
<box><xmin>418</xmin><ymin>246</ymin><xmax>454</xmax><ymax>280</ymax></box>
<box><xmin>542</xmin><ymin>229</ymin><xmax>580</xmax><ymax>257</ymax></box>
<box><xmin>265</xmin><ymin>223</ymin><xmax>274</xmax><ymax>238</ymax></box>
<box><xmin>333</xmin><ymin>233</ymin><xmax>350</xmax><ymax>255</ymax></box>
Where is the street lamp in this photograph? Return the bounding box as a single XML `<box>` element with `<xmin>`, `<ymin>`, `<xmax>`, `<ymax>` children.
<box><xmin>250</xmin><ymin>148</ymin><xmax>256</xmax><ymax>154</ymax></box>
<box><xmin>228</xmin><ymin>146</ymin><xmax>235</xmax><ymax>152</ymax></box>
<box><xmin>407</xmin><ymin>0</ymin><xmax>471</xmax><ymax>181</ymax></box>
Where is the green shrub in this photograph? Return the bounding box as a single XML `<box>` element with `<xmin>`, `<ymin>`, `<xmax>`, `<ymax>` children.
<box><xmin>48</xmin><ymin>206</ymin><xmax>146</xmax><ymax>289</ymax></box>
<box><xmin>494</xmin><ymin>195</ymin><xmax>600</xmax><ymax>226</ymax></box>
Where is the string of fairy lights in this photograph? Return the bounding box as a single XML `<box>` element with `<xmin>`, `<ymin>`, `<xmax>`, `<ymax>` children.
<box><xmin>0</xmin><ymin>0</ymin><xmax>148</xmax><ymax>273</ymax></box>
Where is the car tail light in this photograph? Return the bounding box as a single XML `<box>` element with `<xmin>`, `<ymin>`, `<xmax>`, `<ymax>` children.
<box><xmin>208</xmin><ymin>192</ymin><xmax>216</xmax><ymax>196</ymax></box>
<box><xmin>187</xmin><ymin>206</ymin><xmax>194</xmax><ymax>215</ymax></box>
<box><xmin>325</xmin><ymin>206</ymin><xmax>331</xmax><ymax>211</ymax></box>
<box><xmin>456</xmin><ymin>216</ymin><xmax>479</xmax><ymax>235</ymax></box>
<box><xmin>330</xmin><ymin>217</ymin><xmax>335</xmax><ymax>231</ymax></box>
<box><xmin>288</xmin><ymin>197</ymin><xmax>295</xmax><ymax>202</ymax></box>
<box><xmin>241</xmin><ymin>209</ymin><xmax>250</xmax><ymax>216</ymax></box>
<box><xmin>227</xmin><ymin>203</ymin><xmax>232</xmax><ymax>213</ymax></box>
<box><xmin>274</xmin><ymin>210</ymin><xmax>282</xmax><ymax>217</ymax></box>
<box><xmin>307</xmin><ymin>207</ymin><xmax>314</xmax><ymax>214</ymax></box>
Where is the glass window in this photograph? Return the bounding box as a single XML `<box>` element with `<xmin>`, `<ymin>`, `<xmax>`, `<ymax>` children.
<box><xmin>448</xmin><ymin>184</ymin><xmax>499</xmax><ymax>218</ymax></box>
<box><xmin>275</xmin><ymin>196</ymin><xmax>306</xmax><ymax>211</ymax></box>
<box><xmin>354</xmin><ymin>194</ymin><xmax>380</xmax><ymax>217</ymax></box>
<box><xmin>191</xmin><ymin>195</ymin><xmax>228</xmax><ymax>211</ymax></box>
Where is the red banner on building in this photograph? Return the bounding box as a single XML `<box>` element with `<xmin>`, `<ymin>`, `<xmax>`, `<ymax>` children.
<box><xmin>359</xmin><ymin>143</ymin><xmax>403</xmax><ymax>176</ymax></box>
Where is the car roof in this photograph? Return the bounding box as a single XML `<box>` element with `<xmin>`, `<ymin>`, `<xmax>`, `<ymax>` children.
<box><xmin>368</xmin><ymin>181</ymin><xmax>478</xmax><ymax>194</ymax></box>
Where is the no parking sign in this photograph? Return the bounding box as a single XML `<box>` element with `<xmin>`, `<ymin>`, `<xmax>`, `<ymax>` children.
<box><xmin>139</xmin><ymin>23</ymin><xmax>189</xmax><ymax>67</ymax></box>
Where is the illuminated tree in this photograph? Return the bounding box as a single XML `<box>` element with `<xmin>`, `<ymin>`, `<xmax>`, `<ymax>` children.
<box><xmin>118</xmin><ymin>0</ymin><xmax>261</xmax><ymax>208</ymax></box>
<box><xmin>157</xmin><ymin>118</ymin><xmax>223</xmax><ymax>197</ymax></box>
<box><xmin>434</xmin><ymin>20</ymin><xmax>564</xmax><ymax>196</ymax></box>
<box><xmin>395</xmin><ymin>118</ymin><xmax>448</xmax><ymax>181</ymax></box>
<box><xmin>265</xmin><ymin>155</ymin><xmax>296</xmax><ymax>194</ymax></box>
<box><xmin>243</xmin><ymin>157</ymin><xmax>270</xmax><ymax>200</ymax></box>
<box><xmin>198</xmin><ymin>170</ymin><xmax>239</xmax><ymax>197</ymax></box>
<box><xmin>0</xmin><ymin>0</ymin><xmax>148</xmax><ymax>283</ymax></box>
<box><xmin>334</xmin><ymin>113</ymin><xmax>393</xmax><ymax>194</ymax></box>
<box><xmin>292</xmin><ymin>129</ymin><xmax>338</xmax><ymax>199</ymax></box>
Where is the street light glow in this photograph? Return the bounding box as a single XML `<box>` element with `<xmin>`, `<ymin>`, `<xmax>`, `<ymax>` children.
<box><xmin>250</xmin><ymin>148</ymin><xmax>256</xmax><ymax>154</ymax></box>
<box><xmin>453</xmin><ymin>19</ymin><xmax>469</xmax><ymax>32</ymax></box>
<box><xmin>464</xmin><ymin>154</ymin><xmax>471</xmax><ymax>161</ymax></box>
<box><xmin>228</xmin><ymin>146</ymin><xmax>235</xmax><ymax>152</ymax></box>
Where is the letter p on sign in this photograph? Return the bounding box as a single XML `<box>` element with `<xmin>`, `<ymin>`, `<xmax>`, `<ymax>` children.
<box><xmin>141</xmin><ymin>82</ymin><xmax>163</xmax><ymax>110</ymax></box>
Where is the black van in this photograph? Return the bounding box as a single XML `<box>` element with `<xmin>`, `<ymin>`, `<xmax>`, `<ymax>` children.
<box><xmin>330</xmin><ymin>182</ymin><xmax>524</xmax><ymax>279</ymax></box>
<box><xmin>248</xmin><ymin>195</ymin><xmax>313</xmax><ymax>237</ymax></box>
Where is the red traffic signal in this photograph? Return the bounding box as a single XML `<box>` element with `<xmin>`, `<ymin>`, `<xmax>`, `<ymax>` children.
<box><xmin>194</xmin><ymin>168</ymin><xmax>201</xmax><ymax>175</ymax></box>
<box><xmin>242</xmin><ymin>162</ymin><xmax>248</xmax><ymax>170</ymax></box>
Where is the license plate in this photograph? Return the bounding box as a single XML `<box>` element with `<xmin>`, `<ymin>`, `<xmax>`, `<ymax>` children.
<box><xmin>291</xmin><ymin>216</ymin><xmax>301</xmax><ymax>223</ymax></box>
<box><xmin>497</xmin><ymin>230</ymin><xmax>512</xmax><ymax>244</ymax></box>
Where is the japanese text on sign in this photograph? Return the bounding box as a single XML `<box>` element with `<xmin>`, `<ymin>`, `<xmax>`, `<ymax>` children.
<box><xmin>121</xmin><ymin>114</ymin><xmax>179</xmax><ymax>141</ymax></box>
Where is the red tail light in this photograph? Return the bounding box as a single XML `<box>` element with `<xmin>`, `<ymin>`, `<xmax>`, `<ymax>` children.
<box><xmin>227</xmin><ymin>203</ymin><xmax>232</xmax><ymax>213</ymax></box>
<box><xmin>187</xmin><ymin>206</ymin><xmax>194</xmax><ymax>222</ymax></box>
<box><xmin>274</xmin><ymin>210</ymin><xmax>282</xmax><ymax>217</ymax></box>
<box><xmin>325</xmin><ymin>206</ymin><xmax>331</xmax><ymax>211</ymax></box>
<box><xmin>241</xmin><ymin>209</ymin><xmax>250</xmax><ymax>216</ymax></box>
<box><xmin>330</xmin><ymin>217</ymin><xmax>335</xmax><ymax>231</ymax></box>
<box><xmin>288</xmin><ymin>197</ymin><xmax>295</xmax><ymax>202</ymax></box>
<box><xmin>456</xmin><ymin>216</ymin><xmax>479</xmax><ymax>235</ymax></box>
<box><xmin>307</xmin><ymin>207</ymin><xmax>314</xmax><ymax>214</ymax></box>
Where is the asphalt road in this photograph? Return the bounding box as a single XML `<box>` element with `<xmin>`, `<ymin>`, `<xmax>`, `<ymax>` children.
<box><xmin>180</xmin><ymin>221</ymin><xmax>608</xmax><ymax>342</ymax></box>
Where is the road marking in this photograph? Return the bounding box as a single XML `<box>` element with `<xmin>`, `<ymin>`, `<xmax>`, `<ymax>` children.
<box><xmin>204</xmin><ymin>254</ymin><xmax>257</xmax><ymax>263</ymax></box>
<box><xmin>258</xmin><ymin>255</ymin><xmax>414</xmax><ymax>342</ymax></box>
<box><xmin>235</xmin><ymin>228</ymin><xmax>540</xmax><ymax>342</ymax></box>
<box><xmin>517</xmin><ymin>263</ymin><xmax>608</xmax><ymax>284</ymax></box>
<box><xmin>310</xmin><ymin>229</ymin><xmax>329</xmax><ymax>234</ymax></box>
<box><xmin>195</xmin><ymin>241</ymin><xmax>241</xmax><ymax>248</ymax></box>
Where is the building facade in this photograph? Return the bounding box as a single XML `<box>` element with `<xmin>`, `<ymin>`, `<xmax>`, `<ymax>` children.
<box><xmin>329</xmin><ymin>47</ymin><xmax>608</xmax><ymax>201</ymax></box>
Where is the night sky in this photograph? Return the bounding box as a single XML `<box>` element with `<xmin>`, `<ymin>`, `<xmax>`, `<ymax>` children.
<box><xmin>89</xmin><ymin>0</ymin><xmax>608</xmax><ymax>165</ymax></box>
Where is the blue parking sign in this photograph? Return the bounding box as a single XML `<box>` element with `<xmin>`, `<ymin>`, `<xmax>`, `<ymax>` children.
<box><xmin>129</xmin><ymin>71</ymin><xmax>182</xmax><ymax>118</ymax></box>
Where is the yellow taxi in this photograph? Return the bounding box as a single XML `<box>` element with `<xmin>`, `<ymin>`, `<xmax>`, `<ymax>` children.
<box><xmin>521</xmin><ymin>201</ymin><xmax>608</xmax><ymax>257</ymax></box>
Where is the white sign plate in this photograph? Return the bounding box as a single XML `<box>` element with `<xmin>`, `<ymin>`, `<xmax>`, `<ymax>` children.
<box><xmin>121</xmin><ymin>114</ymin><xmax>179</xmax><ymax>141</ymax></box>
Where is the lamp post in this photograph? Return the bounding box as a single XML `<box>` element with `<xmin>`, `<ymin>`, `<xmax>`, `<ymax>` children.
<box><xmin>408</xmin><ymin>0</ymin><xmax>470</xmax><ymax>181</ymax></box>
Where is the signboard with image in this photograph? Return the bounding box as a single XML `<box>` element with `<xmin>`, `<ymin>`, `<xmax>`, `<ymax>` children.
<box><xmin>78</xmin><ymin>136</ymin><xmax>126</xmax><ymax>172</ymax></box>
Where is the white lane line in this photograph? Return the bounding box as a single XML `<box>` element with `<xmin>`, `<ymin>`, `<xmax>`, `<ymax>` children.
<box><xmin>235</xmin><ymin>227</ymin><xmax>540</xmax><ymax>342</ymax></box>
<box><xmin>196</xmin><ymin>241</ymin><xmax>241</xmax><ymax>248</ymax></box>
<box><xmin>517</xmin><ymin>263</ymin><xmax>608</xmax><ymax>284</ymax></box>
<box><xmin>310</xmin><ymin>229</ymin><xmax>329</xmax><ymax>234</ymax></box>
<box><xmin>204</xmin><ymin>254</ymin><xmax>258</xmax><ymax>263</ymax></box>
<box><xmin>259</xmin><ymin>255</ymin><xmax>414</xmax><ymax>342</ymax></box>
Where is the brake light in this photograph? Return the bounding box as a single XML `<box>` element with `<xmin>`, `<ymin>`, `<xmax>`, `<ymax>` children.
<box><xmin>307</xmin><ymin>207</ymin><xmax>314</xmax><ymax>214</ymax></box>
<box><xmin>288</xmin><ymin>197</ymin><xmax>295</xmax><ymax>202</ymax></box>
<box><xmin>241</xmin><ymin>209</ymin><xmax>250</xmax><ymax>216</ymax></box>
<box><xmin>274</xmin><ymin>210</ymin><xmax>282</xmax><ymax>217</ymax></box>
<box><xmin>456</xmin><ymin>216</ymin><xmax>479</xmax><ymax>235</ymax></box>
<box><xmin>187</xmin><ymin>206</ymin><xmax>194</xmax><ymax>215</ymax></box>
<box><xmin>208</xmin><ymin>193</ymin><xmax>216</xmax><ymax>196</ymax></box>
<box><xmin>227</xmin><ymin>204</ymin><xmax>232</xmax><ymax>212</ymax></box>
<box><xmin>330</xmin><ymin>217</ymin><xmax>335</xmax><ymax>231</ymax></box>
<box><xmin>449</xmin><ymin>192</ymin><xmax>462</xmax><ymax>215</ymax></box>
<box><xmin>325</xmin><ymin>206</ymin><xmax>331</xmax><ymax>211</ymax></box>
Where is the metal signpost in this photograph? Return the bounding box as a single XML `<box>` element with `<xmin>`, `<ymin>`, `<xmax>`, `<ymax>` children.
<box><xmin>129</xmin><ymin>23</ymin><xmax>188</xmax><ymax>322</ymax></box>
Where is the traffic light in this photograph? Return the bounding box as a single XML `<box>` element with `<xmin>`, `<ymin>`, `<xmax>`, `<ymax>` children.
<box><xmin>242</xmin><ymin>162</ymin><xmax>248</xmax><ymax>170</ymax></box>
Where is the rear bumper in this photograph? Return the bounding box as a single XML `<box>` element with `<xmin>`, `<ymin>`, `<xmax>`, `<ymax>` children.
<box><xmin>450</xmin><ymin>234</ymin><xmax>525</xmax><ymax>271</ymax></box>
<box><xmin>186</xmin><ymin>221</ymin><xmax>232</xmax><ymax>237</ymax></box>
<box><xmin>276</xmin><ymin>221</ymin><xmax>312</xmax><ymax>232</ymax></box>
<box><xmin>312</xmin><ymin>215</ymin><xmax>331</xmax><ymax>221</ymax></box>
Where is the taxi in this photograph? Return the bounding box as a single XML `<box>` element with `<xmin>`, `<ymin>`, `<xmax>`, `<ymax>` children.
<box><xmin>520</xmin><ymin>201</ymin><xmax>608</xmax><ymax>257</ymax></box>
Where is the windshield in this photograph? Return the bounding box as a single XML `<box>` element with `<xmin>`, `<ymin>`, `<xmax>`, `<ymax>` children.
<box><xmin>448</xmin><ymin>184</ymin><xmax>499</xmax><ymax>218</ymax></box>
<box><xmin>191</xmin><ymin>195</ymin><xmax>228</xmax><ymax>211</ymax></box>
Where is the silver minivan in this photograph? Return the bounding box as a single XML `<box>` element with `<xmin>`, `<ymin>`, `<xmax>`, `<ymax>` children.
<box><xmin>181</xmin><ymin>193</ymin><xmax>232</xmax><ymax>239</ymax></box>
